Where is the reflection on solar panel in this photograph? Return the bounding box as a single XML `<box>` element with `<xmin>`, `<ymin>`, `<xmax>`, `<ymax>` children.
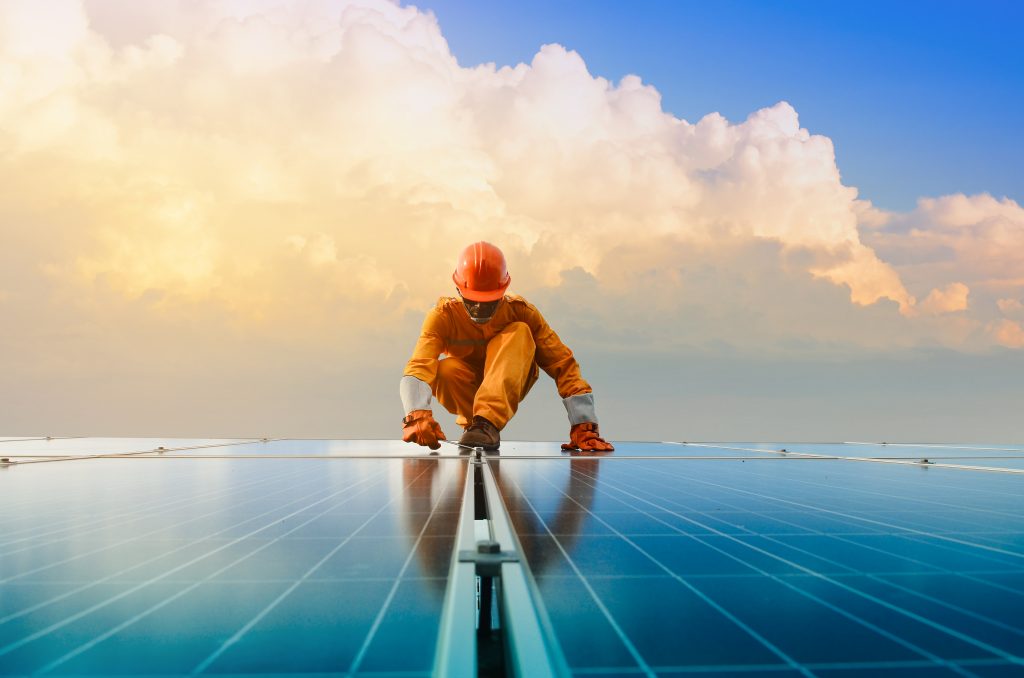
<box><xmin>1</xmin><ymin>438</ymin><xmax>1022</xmax><ymax>676</ymax></box>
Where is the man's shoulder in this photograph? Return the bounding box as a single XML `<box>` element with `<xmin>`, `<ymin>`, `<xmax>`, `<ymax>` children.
<box><xmin>419</xmin><ymin>297</ymin><xmax>460</xmax><ymax>331</ymax></box>
<box><xmin>504</xmin><ymin>293</ymin><xmax>541</xmax><ymax>316</ymax></box>
<box><xmin>433</xmin><ymin>296</ymin><xmax>461</xmax><ymax>312</ymax></box>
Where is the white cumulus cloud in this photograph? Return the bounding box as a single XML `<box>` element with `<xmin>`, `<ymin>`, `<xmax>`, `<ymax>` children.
<box><xmin>918</xmin><ymin>282</ymin><xmax>970</xmax><ymax>315</ymax></box>
<box><xmin>989</xmin><ymin>319</ymin><xmax>1024</xmax><ymax>349</ymax></box>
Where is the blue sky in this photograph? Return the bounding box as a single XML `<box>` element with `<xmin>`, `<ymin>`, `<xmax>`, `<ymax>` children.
<box><xmin>420</xmin><ymin>0</ymin><xmax>1022</xmax><ymax>210</ymax></box>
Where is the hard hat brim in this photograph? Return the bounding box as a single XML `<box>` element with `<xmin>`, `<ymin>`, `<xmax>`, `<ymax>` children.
<box><xmin>453</xmin><ymin>272</ymin><xmax>510</xmax><ymax>302</ymax></box>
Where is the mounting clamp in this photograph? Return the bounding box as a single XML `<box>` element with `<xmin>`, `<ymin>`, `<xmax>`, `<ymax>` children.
<box><xmin>459</xmin><ymin>539</ymin><xmax>520</xmax><ymax>577</ymax></box>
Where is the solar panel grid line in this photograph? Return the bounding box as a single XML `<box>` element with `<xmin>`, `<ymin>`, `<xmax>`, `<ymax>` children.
<box><xmin>890</xmin><ymin>509</ymin><xmax>1019</xmax><ymax>536</ymax></box>
<box><xmin>640</xmin><ymin>462</ymin><xmax>1024</xmax><ymax>562</ymax></box>
<box><xmin>28</xmin><ymin>464</ymin><xmax>398</xmax><ymax>675</ymax></box>
<box><xmin>677</xmin><ymin>443</ymin><xmax>1024</xmax><ymax>475</ymax></box>
<box><xmin>0</xmin><ymin>461</ymin><xmax>325</xmax><ymax>575</ymax></box>
<box><xmin>451</xmin><ymin>455</ymin><xmax>863</xmax><ymax>460</ymax></box>
<box><xmin>0</xmin><ymin>437</ymin><xmax>86</xmax><ymax>444</ymax></box>
<box><xmin>0</xmin><ymin>465</ymin><xmax>205</xmax><ymax>538</ymax></box>
<box><xmin>556</xmin><ymin>670</ymin><xmax>651</xmax><ymax>676</ymax></box>
<box><xmin>805</xmin><ymin>658</ymin><xmax>1019</xmax><ymax>671</ymax></box>
<box><xmin>608</xmin><ymin>486</ymin><xmax>1005</xmax><ymax>584</ymax></box>
<box><xmin>0</xmin><ymin>451</ymin><xmax>233</xmax><ymax>522</ymax></box>
<box><xmin>733</xmin><ymin>474</ymin><xmax>1024</xmax><ymax>515</ymax></box>
<box><xmin>952</xmin><ymin>535</ymin><xmax>1024</xmax><ymax>555</ymax></box>
<box><xmin>6</xmin><ymin>491</ymin><xmax>385</xmax><ymax>662</ymax></box>
<box><xmin>843</xmin><ymin>443</ymin><xmax>1024</xmax><ymax>452</ymax></box>
<box><xmin>698</xmin><ymin>463</ymin><xmax>1024</xmax><ymax>523</ymax></box>
<box><xmin>879</xmin><ymin>532</ymin><xmax>1024</xmax><ymax>571</ymax></box>
<box><xmin>620</xmin><ymin>477</ymin><xmax>1024</xmax><ymax>638</ymax></box>
<box><xmin>3</xmin><ymin>438</ymin><xmax>274</xmax><ymax>467</ymax></box>
<box><xmin>838</xmin><ymin>459</ymin><xmax>1024</xmax><ymax>475</ymax></box>
<box><xmin>671</xmin><ymin>444</ymin><xmax>1024</xmax><ymax>475</ymax></box>
<box><xmin>43</xmin><ymin>453</ymin><xmax>478</xmax><ymax>459</ymax></box>
<box><xmin>570</xmin><ymin>462</ymin><xmax>1023</xmax><ymax>669</ymax></box>
<box><xmin>897</xmin><ymin>536</ymin><xmax>1024</xmax><ymax>585</ymax></box>
<box><xmin>652</xmin><ymin>441</ymin><xmax>1024</xmax><ymax>453</ymax></box>
<box><xmin>859</xmin><ymin>456</ymin><xmax>1024</xmax><ymax>460</ymax></box>
<box><xmin>621</xmin><ymin>482</ymin><xmax>1024</xmax><ymax>592</ymax></box>
<box><xmin>0</xmin><ymin>439</ymin><xmax>205</xmax><ymax>465</ymax></box>
<box><xmin>345</xmin><ymin>461</ymin><xmax>459</xmax><ymax>676</ymax></box>
<box><xmin>558</xmin><ymin>468</ymin><xmax>982</xmax><ymax>675</ymax></box>
<box><xmin>0</xmin><ymin>460</ymin><xmax>316</xmax><ymax>552</ymax></box>
<box><xmin>720</xmin><ymin>458</ymin><xmax>1024</xmax><ymax>500</ymax></box>
<box><xmin>498</xmin><ymin>469</ymin><xmax>658</xmax><ymax>677</ymax></box>
<box><xmin>0</xmin><ymin>463</ymin><xmax>361</xmax><ymax>626</ymax></box>
<box><xmin>520</xmin><ymin>465</ymin><xmax>814</xmax><ymax>677</ymax></box>
<box><xmin>189</xmin><ymin>460</ymin><xmax>453</xmax><ymax>676</ymax></box>
<box><xmin>694</xmin><ymin>515</ymin><xmax>1024</xmax><ymax>625</ymax></box>
<box><xmin>505</xmin><ymin>462</ymin><xmax>921</xmax><ymax>675</ymax></box>
<box><xmin>606</xmin><ymin>458</ymin><xmax>1024</xmax><ymax>569</ymax></box>
<box><xmin>0</xmin><ymin>474</ymin><xmax>300</xmax><ymax>554</ymax></box>
<box><xmin>459</xmin><ymin>570</ymin><xmax>1024</xmax><ymax>588</ymax></box>
<box><xmin>6</xmin><ymin>453</ymin><xmax>178</xmax><ymax>458</ymax></box>
<box><xmin>566</xmin><ymin>659</ymin><xmax>981</xmax><ymax>674</ymax></box>
<box><xmin>0</xmin><ymin>466</ymin><xmax>390</xmax><ymax>665</ymax></box>
<box><xmin>852</xmin><ymin>574</ymin><xmax>1024</xmax><ymax>641</ymax></box>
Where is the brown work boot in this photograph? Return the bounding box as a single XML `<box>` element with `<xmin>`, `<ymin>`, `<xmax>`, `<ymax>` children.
<box><xmin>459</xmin><ymin>416</ymin><xmax>500</xmax><ymax>450</ymax></box>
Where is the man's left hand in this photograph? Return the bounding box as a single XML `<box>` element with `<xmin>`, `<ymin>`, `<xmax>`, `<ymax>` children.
<box><xmin>561</xmin><ymin>422</ymin><xmax>614</xmax><ymax>452</ymax></box>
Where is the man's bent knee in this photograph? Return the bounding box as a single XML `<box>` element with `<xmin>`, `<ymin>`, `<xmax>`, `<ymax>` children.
<box><xmin>436</xmin><ymin>357</ymin><xmax>476</xmax><ymax>382</ymax></box>
<box><xmin>495</xmin><ymin>321</ymin><xmax>535</xmax><ymax>349</ymax></box>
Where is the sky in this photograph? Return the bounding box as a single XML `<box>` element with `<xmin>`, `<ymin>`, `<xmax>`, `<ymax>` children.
<box><xmin>1</xmin><ymin>0</ymin><xmax>1021</xmax><ymax>443</ymax></box>
<box><xmin>422</xmin><ymin>0</ymin><xmax>1024</xmax><ymax>211</ymax></box>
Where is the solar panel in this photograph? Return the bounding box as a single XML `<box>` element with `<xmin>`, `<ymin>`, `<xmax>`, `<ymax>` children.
<box><xmin>1</xmin><ymin>439</ymin><xmax>1022</xmax><ymax>675</ymax></box>
<box><xmin>493</xmin><ymin>443</ymin><xmax>1024</xmax><ymax>675</ymax></box>
<box><xmin>0</xmin><ymin>444</ymin><xmax>465</xmax><ymax>675</ymax></box>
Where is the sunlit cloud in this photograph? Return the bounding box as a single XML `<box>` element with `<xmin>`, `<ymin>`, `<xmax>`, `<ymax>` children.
<box><xmin>989</xmin><ymin>319</ymin><xmax>1024</xmax><ymax>349</ymax></box>
<box><xmin>918</xmin><ymin>282</ymin><xmax>970</xmax><ymax>315</ymax></box>
<box><xmin>864</xmin><ymin>193</ymin><xmax>1024</xmax><ymax>346</ymax></box>
<box><xmin>997</xmin><ymin>298</ymin><xmax>1023</xmax><ymax>316</ymax></box>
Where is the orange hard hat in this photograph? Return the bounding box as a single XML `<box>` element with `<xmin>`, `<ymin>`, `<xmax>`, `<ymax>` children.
<box><xmin>452</xmin><ymin>241</ymin><xmax>511</xmax><ymax>302</ymax></box>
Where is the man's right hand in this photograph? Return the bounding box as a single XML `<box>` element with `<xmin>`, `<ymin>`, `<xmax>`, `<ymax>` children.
<box><xmin>402</xmin><ymin>410</ymin><xmax>446</xmax><ymax>450</ymax></box>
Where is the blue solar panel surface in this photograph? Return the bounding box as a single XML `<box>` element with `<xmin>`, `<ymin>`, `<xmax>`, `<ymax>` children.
<box><xmin>0</xmin><ymin>442</ymin><xmax>464</xmax><ymax>675</ymax></box>
<box><xmin>1</xmin><ymin>438</ymin><xmax>1022</xmax><ymax>676</ymax></box>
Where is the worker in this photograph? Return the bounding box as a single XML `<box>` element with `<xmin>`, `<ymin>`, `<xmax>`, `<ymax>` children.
<box><xmin>400</xmin><ymin>241</ymin><xmax>614</xmax><ymax>452</ymax></box>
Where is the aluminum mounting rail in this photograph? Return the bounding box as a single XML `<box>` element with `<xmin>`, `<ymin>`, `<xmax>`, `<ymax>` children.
<box><xmin>434</xmin><ymin>449</ymin><xmax>569</xmax><ymax>677</ymax></box>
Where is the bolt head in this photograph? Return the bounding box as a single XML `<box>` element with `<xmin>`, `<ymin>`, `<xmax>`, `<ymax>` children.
<box><xmin>477</xmin><ymin>540</ymin><xmax>501</xmax><ymax>554</ymax></box>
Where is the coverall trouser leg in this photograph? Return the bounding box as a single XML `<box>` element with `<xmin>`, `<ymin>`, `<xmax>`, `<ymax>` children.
<box><xmin>433</xmin><ymin>322</ymin><xmax>539</xmax><ymax>430</ymax></box>
<box><xmin>433</xmin><ymin>358</ymin><xmax>480</xmax><ymax>430</ymax></box>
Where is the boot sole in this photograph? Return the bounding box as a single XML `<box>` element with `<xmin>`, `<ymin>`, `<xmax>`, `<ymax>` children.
<box><xmin>457</xmin><ymin>438</ymin><xmax>500</xmax><ymax>451</ymax></box>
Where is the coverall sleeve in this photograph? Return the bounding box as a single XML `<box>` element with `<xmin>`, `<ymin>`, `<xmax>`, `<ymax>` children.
<box><xmin>519</xmin><ymin>301</ymin><xmax>591</xmax><ymax>399</ymax></box>
<box><xmin>403</xmin><ymin>305</ymin><xmax>448</xmax><ymax>386</ymax></box>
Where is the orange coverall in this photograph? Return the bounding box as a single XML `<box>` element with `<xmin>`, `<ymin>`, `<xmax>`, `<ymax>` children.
<box><xmin>403</xmin><ymin>294</ymin><xmax>591</xmax><ymax>429</ymax></box>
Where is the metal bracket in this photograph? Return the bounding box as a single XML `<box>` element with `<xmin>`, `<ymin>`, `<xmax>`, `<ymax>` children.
<box><xmin>459</xmin><ymin>540</ymin><xmax>519</xmax><ymax>577</ymax></box>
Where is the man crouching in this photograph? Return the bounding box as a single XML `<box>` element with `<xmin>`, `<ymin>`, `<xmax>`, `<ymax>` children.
<box><xmin>400</xmin><ymin>241</ymin><xmax>613</xmax><ymax>452</ymax></box>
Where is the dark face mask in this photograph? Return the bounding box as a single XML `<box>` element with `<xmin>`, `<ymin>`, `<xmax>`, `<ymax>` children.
<box><xmin>459</xmin><ymin>291</ymin><xmax>502</xmax><ymax>324</ymax></box>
